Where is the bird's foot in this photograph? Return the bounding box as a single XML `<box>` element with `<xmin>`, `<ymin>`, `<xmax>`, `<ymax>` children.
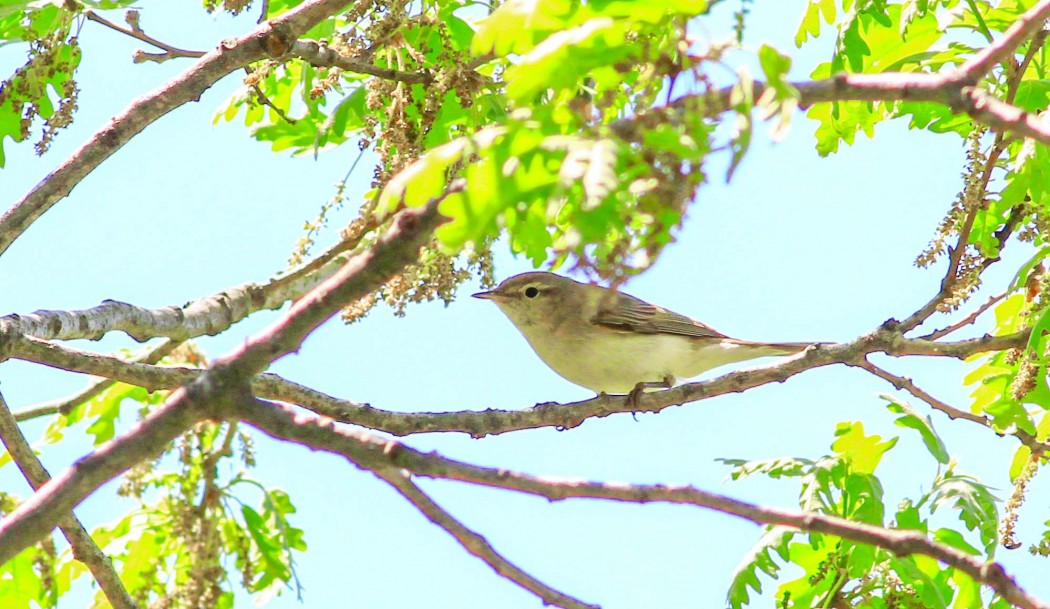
<box><xmin>626</xmin><ymin>375</ymin><xmax>675</xmax><ymax>409</ymax></box>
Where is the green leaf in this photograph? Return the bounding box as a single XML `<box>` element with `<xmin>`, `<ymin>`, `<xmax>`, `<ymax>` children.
<box><xmin>505</xmin><ymin>18</ymin><xmax>631</xmax><ymax>102</ymax></box>
<box><xmin>982</xmin><ymin>396</ymin><xmax>1036</xmax><ymax>436</ymax></box>
<box><xmin>1027</xmin><ymin>306</ymin><xmax>1050</xmax><ymax>358</ymax></box>
<box><xmin>726</xmin><ymin>526</ymin><xmax>793</xmax><ymax>609</ymax></box>
<box><xmin>950</xmin><ymin>569</ymin><xmax>982</xmax><ymax>609</ymax></box>
<box><xmin>1009</xmin><ymin>444</ymin><xmax>1033</xmax><ymax>481</ymax></box>
<box><xmin>755</xmin><ymin>44</ymin><xmax>798</xmax><ymax>140</ymax></box>
<box><xmin>882</xmin><ymin>394</ymin><xmax>949</xmax><ymax>464</ymax></box>
<box><xmin>888</xmin><ymin>555</ymin><xmax>950</xmax><ymax>609</ymax></box>
<box><xmin>757</xmin><ymin>44</ymin><xmax>791</xmax><ymax>84</ymax></box>
<box><xmin>992</xmin><ymin>293</ymin><xmax>1025</xmax><ymax>335</ymax></box>
<box><xmin>436</xmin><ymin>157</ymin><xmax>506</xmax><ymax>248</ymax></box>
<box><xmin>895</xmin><ymin>501</ymin><xmax>927</xmax><ymax>532</ymax></box>
<box><xmin>1008</xmin><ymin>246</ymin><xmax>1050</xmax><ymax>293</ymax></box>
<box><xmin>42</xmin><ymin>381</ymin><xmax>152</xmax><ymax>447</ymax></box>
<box><xmin>799</xmin><ymin>456</ymin><xmax>844</xmax><ymax>511</ymax></box>
<box><xmin>471</xmin><ymin>0</ymin><xmax>577</xmax><ymax>56</ymax></box>
<box><xmin>718</xmin><ymin>456</ymin><xmax>814</xmax><ymax>480</ymax></box>
<box><xmin>378</xmin><ymin>132</ymin><xmax>487</xmax><ymax>216</ymax></box>
<box><xmin>0</xmin><ymin>547</ymin><xmax>44</xmax><ymax>609</ymax></box>
<box><xmin>242</xmin><ymin>505</ymin><xmax>291</xmax><ymax>589</ymax></box>
<box><xmin>831</xmin><ymin>421</ymin><xmax>897</xmax><ymax>475</ymax></box>
<box><xmin>929</xmin><ymin>471</ymin><xmax>999</xmax><ymax>554</ymax></box>
<box><xmin>794</xmin><ymin>0</ymin><xmax>836</xmax><ymax>47</ymax></box>
<box><xmin>775</xmin><ymin>541</ymin><xmax>837</xmax><ymax>608</ymax></box>
<box><xmin>843</xmin><ymin>472</ymin><xmax>886</xmax><ymax>524</ymax></box>
<box><xmin>932</xmin><ymin>528</ymin><xmax>981</xmax><ymax>556</ymax></box>
<box><xmin>1012</xmin><ymin>80</ymin><xmax>1050</xmax><ymax>113</ymax></box>
<box><xmin>806</xmin><ymin>97</ymin><xmax>885</xmax><ymax>156</ymax></box>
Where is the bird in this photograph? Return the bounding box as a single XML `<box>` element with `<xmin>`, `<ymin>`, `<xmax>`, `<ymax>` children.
<box><xmin>473</xmin><ymin>271</ymin><xmax>815</xmax><ymax>397</ymax></box>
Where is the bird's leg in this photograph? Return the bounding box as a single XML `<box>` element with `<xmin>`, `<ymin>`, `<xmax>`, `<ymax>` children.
<box><xmin>626</xmin><ymin>375</ymin><xmax>675</xmax><ymax>409</ymax></box>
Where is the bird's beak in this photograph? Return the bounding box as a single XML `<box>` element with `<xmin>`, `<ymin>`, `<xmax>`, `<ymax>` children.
<box><xmin>472</xmin><ymin>290</ymin><xmax>497</xmax><ymax>300</ymax></box>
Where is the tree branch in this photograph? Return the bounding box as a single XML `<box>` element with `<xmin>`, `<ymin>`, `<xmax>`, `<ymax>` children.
<box><xmin>12</xmin><ymin>338</ymin><xmax>181</xmax><ymax>421</ymax></box>
<box><xmin>897</xmin><ymin>133</ymin><xmax>1006</xmax><ymax>333</ymax></box>
<box><xmin>374</xmin><ymin>468</ymin><xmax>599</xmax><ymax>609</ymax></box>
<box><xmin>0</xmin><ymin>194</ymin><xmax>448</xmax><ymax>566</ymax></box>
<box><xmin>0</xmin><ymin>323</ymin><xmax>1035</xmax><ymax>603</ymax></box>
<box><xmin>291</xmin><ymin>39</ymin><xmax>430</xmax><ymax>83</ymax></box>
<box><xmin>956</xmin><ymin>0</ymin><xmax>1050</xmax><ymax>82</ymax></box>
<box><xmin>84</xmin><ymin>10</ymin><xmax>205</xmax><ymax>63</ymax></box>
<box><xmin>612</xmin><ymin>1</ymin><xmax>1050</xmax><ymax>150</ymax></box>
<box><xmin>0</xmin><ymin>0</ymin><xmax>357</xmax><ymax>257</ymax></box>
<box><xmin>0</xmin><ymin>379</ymin><xmax>211</xmax><ymax>569</ymax></box>
<box><xmin>0</xmin><ymin>392</ymin><xmax>138</xmax><ymax>609</ymax></box>
<box><xmin>4</xmin><ymin>312</ymin><xmax>1028</xmax><ymax>438</ymax></box>
<box><xmin>852</xmin><ymin>357</ymin><xmax>1050</xmax><ymax>455</ymax></box>
<box><xmin>919</xmin><ymin>291</ymin><xmax>1007</xmax><ymax>341</ymax></box>
<box><xmin>237</xmin><ymin>398</ymin><xmax>1049</xmax><ymax>609</ymax></box>
<box><xmin>0</xmin><ymin>227</ymin><xmax>371</xmax><ymax>343</ymax></box>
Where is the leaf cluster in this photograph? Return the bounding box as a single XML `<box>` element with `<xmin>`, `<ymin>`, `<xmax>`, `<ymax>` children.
<box><xmin>0</xmin><ymin>345</ymin><xmax>307</xmax><ymax>609</ymax></box>
<box><xmin>723</xmin><ymin>403</ymin><xmax>1001</xmax><ymax>609</ymax></box>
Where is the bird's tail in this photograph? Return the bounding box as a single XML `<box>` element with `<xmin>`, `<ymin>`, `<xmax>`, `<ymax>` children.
<box><xmin>726</xmin><ymin>340</ymin><xmax>821</xmax><ymax>357</ymax></box>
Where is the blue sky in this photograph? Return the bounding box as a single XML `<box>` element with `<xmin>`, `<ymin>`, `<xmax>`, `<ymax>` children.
<box><xmin>1</xmin><ymin>1</ymin><xmax>1046</xmax><ymax>607</ymax></box>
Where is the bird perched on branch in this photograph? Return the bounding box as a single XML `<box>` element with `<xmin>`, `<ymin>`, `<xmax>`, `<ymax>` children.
<box><xmin>474</xmin><ymin>272</ymin><xmax>816</xmax><ymax>399</ymax></box>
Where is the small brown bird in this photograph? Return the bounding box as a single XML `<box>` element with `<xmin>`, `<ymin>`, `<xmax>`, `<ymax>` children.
<box><xmin>474</xmin><ymin>272</ymin><xmax>814</xmax><ymax>395</ymax></box>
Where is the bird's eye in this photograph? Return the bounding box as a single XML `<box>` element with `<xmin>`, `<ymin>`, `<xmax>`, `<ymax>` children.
<box><xmin>524</xmin><ymin>286</ymin><xmax>539</xmax><ymax>298</ymax></box>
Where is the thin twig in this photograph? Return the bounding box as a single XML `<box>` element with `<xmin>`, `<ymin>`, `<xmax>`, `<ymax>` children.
<box><xmin>249</xmin><ymin>79</ymin><xmax>298</xmax><ymax>124</ymax></box>
<box><xmin>853</xmin><ymin>358</ymin><xmax>1050</xmax><ymax>455</ymax></box>
<box><xmin>0</xmin><ymin>391</ymin><xmax>138</xmax><ymax>609</ymax></box>
<box><xmin>13</xmin><ymin>338</ymin><xmax>181</xmax><ymax>422</ymax></box>
<box><xmin>291</xmin><ymin>39</ymin><xmax>431</xmax><ymax>83</ymax></box>
<box><xmin>84</xmin><ymin>10</ymin><xmax>205</xmax><ymax>63</ymax></box>
<box><xmin>919</xmin><ymin>291</ymin><xmax>1007</xmax><ymax>341</ymax></box>
<box><xmin>374</xmin><ymin>468</ymin><xmax>599</xmax><ymax>609</ymax></box>
<box><xmin>200</xmin><ymin>422</ymin><xmax>238</xmax><ymax>510</ymax></box>
<box><xmin>1007</xmin><ymin>30</ymin><xmax>1049</xmax><ymax>106</ymax></box>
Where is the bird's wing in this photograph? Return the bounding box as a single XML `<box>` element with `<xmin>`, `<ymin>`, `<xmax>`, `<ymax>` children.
<box><xmin>591</xmin><ymin>291</ymin><xmax>729</xmax><ymax>339</ymax></box>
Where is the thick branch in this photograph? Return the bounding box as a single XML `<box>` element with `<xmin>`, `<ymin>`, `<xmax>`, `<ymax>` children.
<box><xmin>0</xmin><ymin>235</ymin><xmax>366</xmax><ymax>343</ymax></box>
<box><xmin>374</xmin><ymin>468</ymin><xmax>599</xmax><ymax>609</ymax></box>
<box><xmin>238</xmin><ymin>399</ymin><xmax>1049</xmax><ymax>609</ymax></box>
<box><xmin>0</xmin><ymin>0</ymin><xmax>356</xmax><ymax>257</ymax></box>
<box><xmin>784</xmin><ymin>75</ymin><xmax>1048</xmax><ymax>144</ymax></box>
<box><xmin>0</xmin><ymin>196</ymin><xmax>448</xmax><ymax>565</ymax></box>
<box><xmin>0</xmin><ymin>392</ymin><xmax>138</xmax><ymax>609</ymax></box>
